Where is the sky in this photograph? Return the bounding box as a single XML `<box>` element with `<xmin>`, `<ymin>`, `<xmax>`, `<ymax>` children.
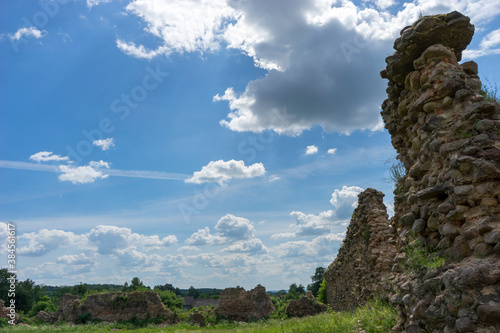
<box><xmin>1</xmin><ymin>0</ymin><xmax>499</xmax><ymax>290</ymax></box>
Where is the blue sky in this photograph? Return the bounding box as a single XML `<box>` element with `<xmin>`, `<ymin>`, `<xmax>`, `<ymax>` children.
<box><xmin>1</xmin><ymin>0</ymin><xmax>499</xmax><ymax>290</ymax></box>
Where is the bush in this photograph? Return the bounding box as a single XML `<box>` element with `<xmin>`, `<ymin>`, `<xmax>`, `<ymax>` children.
<box><xmin>0</xmin><ymin>318</ymin><xmax>9</xmax><ymax>328</ymax></box>
<box><xmin>29</xmin><ymin>295</ymin><xmax>57</xmax><ymax>317</ymax></box>
<box><xmin>317</xmin><ymin>278</ymin><xmax>328</xmax><ymax>304</ymax></box>
<box><xmin>75</xmin><ymin>311</ymin><xmax>92</xmax><ymax>324</ymax></box>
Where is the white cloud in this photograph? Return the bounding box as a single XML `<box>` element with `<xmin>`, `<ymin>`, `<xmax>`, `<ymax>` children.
<box><xmin>9</xmin><ymin>27</ymin><xmax>46</xmax><ymax>41</ymax></box>
<box><xmin>185</xmin><ymin>159</ymin><xmax>265</xmax><ymax>184</ymax></box>
<box><xmin>88</xmin><ymin>225</ymin><xmax>177</xmax><ymax>255</ymax></box>
<box><xmin>330</xmin><ymin>185</ymin><xmax>364</xmax><ymax>220</ymax></box>
<box><xmin>30</xmin><ymin>151</ymin><xmax>69</xmax><ymax>163</ymax></box>
<box><xmin>305</xmin><ymin>145</ymin><xmax>318</xmax><ymax>155</ymax></box>
<box><xmin>117</xmin><ymin>0</ymin><xmax>500</xmax><ymax>135</ymax></box>
<box><xmin>221</xmin><ymin>238</ymin><xmax>267</xmax><ymax>253</ymax></box>
<box><xmin>56</xmin><ymin>253</ymin><xmax>95</xmax><ymax>265</ymax></box>
<box><xmin>185</xmin><ymin>227</ymin><xmax>225</xmax><ymax>246</ymax></box>
<box><xmin>87</xmin><ymin>0</ymin><xmax>112</xmax><ymax>9</ymax></box>
<box><xmin>269</xmin><ymin>176</ymin><xmax>281</xmax><ymax>182</ymax></box>
<box><xmin>214</xmin><ymin>214</ymin><xmax>254</xmax><ymax>240</ymax></box>
<box><xmin>274</xmin><ymin>233</ymin><xmax>343</xmax><ymax>258</ymax></box>
<box><xmin>58</xmin><ymin>160</ymin><xmax>110</xmax><ymax>184</ymax></box>
<box><xmin>464</xmin><ymin>28</ymin><xmax>500</xmax><ymax>59</ymax></box>
<box><xmin>114</xmin><ymin>247</ymin><xmax>162</xmax><ymax>267</ymax></box>
<box><xmin>117</xmin><ymin>0</ymin><xmax>236</xmax><ymax>58</ymax></box>
<box><xmin>327</xmin><ymin>148</ymin><xmax>337</xmax><ymax>155</ymax></box>
<box><xmin>92</xmin><ymin>138</ymin><xmax>115</xmax><ymax>151</ymax></box>
<box><xmin>186</xmin><ymin>214</ymin><xmax>256</xmax><ymax>246</ymax></box>
<box><xmin>272</xmin><ymin>185</ymin><xmax>363</xmax><ymax>238</ymax></box>
<box><xmin>177</xmin><ymin>246</ymin><xmax>201</xmax><ymax>252</ymax></box>
<box><xmin>19</xmin><ymin>229</ymin><xmax>87</xmax><ymax>257</ymax></box>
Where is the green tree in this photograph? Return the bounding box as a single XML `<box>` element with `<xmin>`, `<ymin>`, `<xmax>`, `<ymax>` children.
<box><xmin>29</xmin><ymin>296</ymin><xmax>57</xmax><ymax>317</ymax></box>
<box><xmin>285</xmin><ymin>283</ymin><xmax>305</xmax><ymax>301</ymax></box>
<box><xmin>16</xmin><ymin>279</ymin><xmax>45</xmax><ymax>314</ymax></box>
<box><xmin>155</xmin><ymin>289</ymin><xmax>183</xmax><ymax>310</ymax></box>
<box><xmin>307</xmin><ymin>267</ymin><xmax>326</xmax><ymax>297</ymax></box>
<box><xmin>123</xmin><ymin>277</ymin><xmax>148</xmax><ymax>292</ymax></box>
<box><xmin>187</xmin><ymin>286</ymin><xmax>200</xmax><ymax>298</ymax></box>
<box><xmin>317</xmin><ymin>278</ymin><xmax>327</xmax><ymax>304</ymax></box>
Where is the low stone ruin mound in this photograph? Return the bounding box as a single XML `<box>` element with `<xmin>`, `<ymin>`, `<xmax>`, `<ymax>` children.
<box><xmin>216</xmin><ymin>284</ymin><xmax>275</xmax><ymax>322</ymax></box>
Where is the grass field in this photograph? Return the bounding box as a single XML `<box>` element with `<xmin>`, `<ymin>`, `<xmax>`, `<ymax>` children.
<box><xmin>4</xmin><ymin>299</ymin><xmax>398</xmax><ymax>333</ymax></box>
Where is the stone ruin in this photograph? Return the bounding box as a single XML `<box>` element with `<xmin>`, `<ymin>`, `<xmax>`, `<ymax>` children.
<box><xmin>52</xmin><ymin>291</ymin><xmax>172</xmax><ymax>323</ymax></box>
<box><xmin>215</xmin><ymin>284</ymin><xmax>275</xmax><ymax>322</ymax></box>
<box><xmin>286</xmin><ymin>291</ymin><xmax>327</xmax><ymax>318</ymax></box>
<box><xmin>0</xmin><ymin>299</ymin><xmax>19</xmax><ymax>325</ymax></box>
<box><xmin>325</xmin><ymin>11</ymin><xmax>500</xmax><ymax>333</ymax></box>
<box><xmin>324</xmin><ymin>189</ymin><xmax>398</xmax><ymax>311</ymax></box>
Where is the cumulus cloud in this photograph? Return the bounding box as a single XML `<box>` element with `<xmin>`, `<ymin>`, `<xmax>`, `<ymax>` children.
<box><xmin>281</xmin><ymin>234</ymin><xmax>342</xmax><ymax>258</ymax></box>
<box><xmin>221</xmin><ymin>238</ymin><xmax>267</xmax><ymax>253</ymax></box>
<box><xmin>114</xmin><ymin>247</ymin><xmax>163</xmax><ymax>267</ymax></box>
<box><xmin>185</xmin><ymin>159</ymin><xmax>265</xmax><ymax>184</ymax></box>
<box><xmin>185</xmin><ymin>227</ymin><xmax>225</xmax><ymax>246</ymax></box>
<box><xmin>56</xmin><ymin>253</ymin><xmax>96</xmax><ymax>265</ymax></box>
<box><xmin>186</xmin><ymin>214</ymin><xmax>257</xmax><ymax>246</ymax></box>
<box><xmin>274</xmin><ymin>233</ymin><xmax>344</xmax><ymax>258</ymax></box>
<box><xmin>327</xmin><ymin>148</ymin><xmax>337</xmax><ymax>155</ymax></box>
<box><xmin>93</xmin><ymin>138</ymin><xmax>115</xmax><ymax>151</ymax></box>
<box><xmin>9</xmin><ymin>27</ymin><xmax>46</xmax><ymax>41</ymax></box>
<box><xmin>214</xmin><ymin>214</ymin><xmax>255</xmax><ymax>240</ymax></box>
<box><xmin>58</xmin><ymin>160</ymin><xmax>110</xmax><ymax>184</ymax></box>
<box><xmin>116</xmin><ymin>0</ymin><xmax>500</xmax><ymax>135</ymax></box>
<box><xmin>272</xmin><ymin>186</ymin><xmax>363</xmax><ymax>238</ymax></box>
<box><xmin>177</xmin><ymin>246</ymin><xmax>201</xmax><ymax>252</ymax></box>
<box><xmin>19</xmin><ymin>229</ymin><xmax>86</xmax><ymax>257</ymax></box>
<box><xmin>117</xmin><ymin>0</ymin><xmax>236</xmax><ymax>58</ymax></box>
<box><xmin>30</xmin><ymin>151</ymin><xmax>69</xmax><ymax>163</ymax></box>
<box><xmin>464</xmin><ymin>28</ymin><xmax>500</xmax><ymax>59</ymax></box>
<box><xmin>330</xmin><ymin>185</ymin><xmax>364</xmax><ymax>220</ymax></box>
<box><xmin>88</xmin><ymin>225</ymin><xmax>177</xmax><ymax>254</ymax></box>
<box><xmin>305</xmin><ymin>145</ymin><xmax>318</xmax><ymax>155</ymax></box>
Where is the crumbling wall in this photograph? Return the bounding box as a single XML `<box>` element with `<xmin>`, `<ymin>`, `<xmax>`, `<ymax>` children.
<box><xmin>326</xmin><ymin>11</ymin><xmax>500</xmax><ymax>333</ymax></box>
<box><xmin>215</xmin><ymin>284</ymin><xmax>275</xmax><ymax>322</ymax></box>
<box><xmin>324</xmin><ymin>189</ymin><xmax>398</xmax><ymax>311</ymax></box>
<box><xmin>381</xmin><ymin>11</ymin><xmax>500</xmax><ymax>333</ymax></box>
<box><xmin>54</xmin><ymin>291</ymin><xmax>172</xmax><ymax>323</ymax></box>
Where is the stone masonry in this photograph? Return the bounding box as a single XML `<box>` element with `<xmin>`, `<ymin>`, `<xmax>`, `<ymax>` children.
<box><xmin>54</xmin><ymin>291</ymin><xmax>172</xmax><ymax>323</ymax></box>
<box><xmin>216</xmin><ymin>285</ymin><xmax>275</xmax><ymax>322</ymax></box>
<box><xmin>325</xmin><ymin>189</ymin><xmax>398</xmax><ymax>311</ymax></box>
<box><xmin>326</xmin><ymin>11</ymin><xmax>500</xmax><ymax>333</ymax></box>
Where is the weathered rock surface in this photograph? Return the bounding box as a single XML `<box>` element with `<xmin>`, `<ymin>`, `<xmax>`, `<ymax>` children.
<box><xmin>54</xmin><ymin>291</ymin><xmax>172</xmax><ymax>323</ymax></box>
<box><xmin>35</xmin><ymin>310</ymin><xmax>55</xmax><ymax>323</ymax></box>
<box><xmin>0</xmin><ymin>299</ymin><xmax>19</xmax><ymax>325</ymax></box>
<box><xmin>286</xmin><ymin>292</ymin><xmax>327</xmax><ymax>318</ymax></box>
<box><xmin>189</xmin><ymin>311</ymin><xmax>205</xmax><ymax>327</ymax></box>
<box><xmin>215</xmin><ymin>285</ymin><xmax>275</xmax><ymax>322</ymax></box>
<box><xmin>324</xmin><ymin>189</ymin><xmax>397</xmax><ymax>311</ymax></box>
<box><xmin>326</xmin><ymin>11</ymin><xmax>500</xmax><ymax>333</ymax></box>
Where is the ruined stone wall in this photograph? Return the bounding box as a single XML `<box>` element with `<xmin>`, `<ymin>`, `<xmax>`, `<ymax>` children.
<box><xmin>325</xmin><ymin>11</ymin><xmax>500</xmax><ymax>333</ymax></box>
<box><xmin>54</xmin><ymin>291</ymin><xmax>172</xmax><ymax>323</ymax></box>
<box><xmin>325</xmin><ymin>189</ymin><xmax>398</xmax><ymax>311</ymax></box>
<box><xmin>215</xmin><ymin>285</ymin><xmax>275</xmax><ymax>322</ymax></box>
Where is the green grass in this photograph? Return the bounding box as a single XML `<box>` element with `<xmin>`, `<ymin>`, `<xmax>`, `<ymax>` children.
<box><xmin>402</xmin><ymin>239</ymin><xmax>445</xmax><ymax>275</ymax></box>
<box><xmin>480</xmin><ymin>79</ymin><xmax>499</xmax><ymax>104</ymax></box>
<box><xmin>4</xmin><ymin>299</ymin><xmax>398</xmax><ymax>333</ymax></box>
